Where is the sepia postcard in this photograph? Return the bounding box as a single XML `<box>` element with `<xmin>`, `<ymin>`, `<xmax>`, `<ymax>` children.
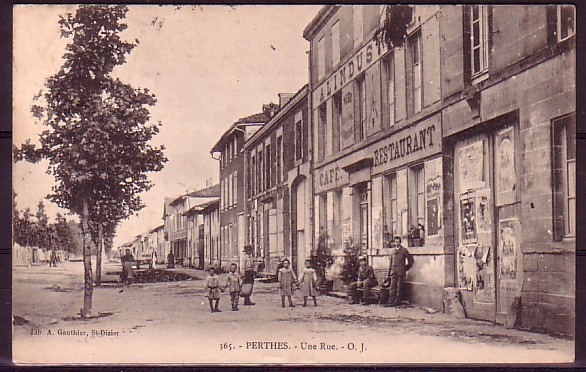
<box><xmin>12</xmin><ymin>4</ymin><xmax>575</xmax><ymax>365</ymax></box>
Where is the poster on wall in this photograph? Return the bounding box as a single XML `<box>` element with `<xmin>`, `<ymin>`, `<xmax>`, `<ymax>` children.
<box><xmin>458</xmin><ymin>141</ymin><xmax>484</xmax><ymax>191</ymax></box>
<box><xmin>473</xmin><ymin>245</ymin><xmax>493</xmax><ymax>298</ymax></box>
<box><xmin>499</xmin><ymin>218</ymin><xmax>518</xmax><ymax>280</ymax></box>
<box><xmin>475</xmin><ymin>188</ymin><xmax>492</xmax><ymax>233</ymax></box>
<box><xmin>495</xmin><ymin>127</ymin><xmax>516</xmax><ymax>205</ymax></box>
<box><xmin>457</xmin><ymin>246</ymin><xmax>475</xmax><ymax>290</ymax></box>
<box><xmin>459</xmin><ymin>191</ymin><xmax>477</xmax><ymax>245</ymax></box>
<box><xmin>426</xmin><ymin>174</ymin><xmax>442</xmax><ymax>236</ymax></box>
<box><xmin>371</xmin><ymin>206</ymin><xmax>382</xmax><ymax>252</ymax></box>
<box><xmin>340</xmin><ymin>84</ymin><xmax>355</xmax><ymax>150</ymax></box>
<box><xmin>365</xmin><ymin>63</ymin><xmax>382</xmax><ymax>137</ymax></box>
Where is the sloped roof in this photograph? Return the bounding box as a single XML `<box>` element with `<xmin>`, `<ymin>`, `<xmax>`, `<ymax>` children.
<box><xmin>184</xmin><ymin>198</ymin><xmax>220</xmax><ymax>216</ymax></box>
<box><xmin>186</xmin><ymin>183</ymin><xmax>220</xmax><ymax>198</ymax></box>
<box><xmin>211</xmin><ymin>112</ymin><xmax>270</xmax><ymax>153</ymax></box>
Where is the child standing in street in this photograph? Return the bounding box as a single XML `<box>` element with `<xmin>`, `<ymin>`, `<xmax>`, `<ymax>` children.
<box><xmin>298</xmin><ymin>259</ymin><xmax>318</xmax><ymax>307</ymax></box>
<box><xmin>204</xmin><ymin>267</ymin><xmax>223</xmax><ymax>313</ymax></box>
<box><xmin>225</xmin><ymin>263</ymin><xmax>241</xmax><ymax>311</ymax></box>
<box><xmin>278</xmin><ymin>258</ymin><xmax>297</xmax><ymax>308</ymax></box>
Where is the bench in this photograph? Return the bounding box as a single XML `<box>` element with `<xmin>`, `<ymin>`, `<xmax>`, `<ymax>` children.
<box><xmin>348</xmin><ymin>268</ymin><xmax>390</xmax><ymax>305</ymax></box>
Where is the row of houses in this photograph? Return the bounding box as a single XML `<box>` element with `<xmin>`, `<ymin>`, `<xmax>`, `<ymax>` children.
<box><xmin>122</xmin><ymin>5</ymin><xmax>575</xmax><ymax>336</ymax></box>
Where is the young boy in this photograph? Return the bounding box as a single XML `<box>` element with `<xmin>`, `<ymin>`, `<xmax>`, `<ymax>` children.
<box><xmin>225</xmin><ymin>263</ymin><xmax>242</xmax><ymax>311</ymax></box>
<box><xmin>204</xmin><ymin>267</ymin><xmax>223</xmax><ymax>313</ymax></box>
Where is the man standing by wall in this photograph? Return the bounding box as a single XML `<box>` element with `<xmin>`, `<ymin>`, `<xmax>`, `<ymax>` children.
<box><xmin>386</xmin><ymin>236</ymin><xmax>414</xmax><ymax>307</ymax></box>
<box><xmin>241</xmin><ymin>245</ymin><xmax>256</xmax><ymax>306</ymax></box>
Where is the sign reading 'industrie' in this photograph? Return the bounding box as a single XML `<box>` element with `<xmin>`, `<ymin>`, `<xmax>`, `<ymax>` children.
<box><xmin>313</xmin><ymin>38</ymin><xmax>387</xmax><ymax>107</ymax></box>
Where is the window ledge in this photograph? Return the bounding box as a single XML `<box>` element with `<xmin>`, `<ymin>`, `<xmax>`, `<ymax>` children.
<box><xmin>471</xmin><ymin>71</ymin><xmax>489</xmax><ymax>85</ymax></box>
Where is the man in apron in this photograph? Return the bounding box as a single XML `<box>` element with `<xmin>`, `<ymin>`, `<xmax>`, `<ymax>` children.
<box><xmin>241</xmin><ymin>245</ymin><xmax>256</xmax><ymax>306</ymax></box>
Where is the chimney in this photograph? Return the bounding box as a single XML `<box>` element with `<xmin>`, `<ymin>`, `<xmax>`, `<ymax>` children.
<box><xmin>262</xmin><ymin>102</ymin><xmax>280</xmax><ymax>118</ymax></box>
<box><xmin>278</xmin><ymin>93</ymin><xmax>295</xmax><ymax>108</ymax></box>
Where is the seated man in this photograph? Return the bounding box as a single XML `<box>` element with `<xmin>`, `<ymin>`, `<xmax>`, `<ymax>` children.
<box><xmin>349</xmin><ymin>256</ymin><xmax>378</xmax><ymax>305</ymax></box>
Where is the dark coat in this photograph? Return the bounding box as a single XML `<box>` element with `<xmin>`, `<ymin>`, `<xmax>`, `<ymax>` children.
<box><xmin>388</xmin><ymin>246</ymin><xmax>414</xmax><ymax>277</ymax></box>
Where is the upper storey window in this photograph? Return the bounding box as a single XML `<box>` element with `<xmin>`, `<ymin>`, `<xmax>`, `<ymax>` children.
<box><xmin>317</xmin><ymin>36</ymin><xmax>325</xmax><ymax>80</ymax></box>
<box><xmin>353</xmin><ymin>5</ymin><xmax>364</xmax><ymax>47</ymax></box>
<box><xmin>470</xmin><ymin>5</ymin><xmax>489</xmax><ymax>77</ymax></box>
<box><xmin>557</xmin><ymin>5</ymin><xmax>575</xmax><ymax>42</ymax></box>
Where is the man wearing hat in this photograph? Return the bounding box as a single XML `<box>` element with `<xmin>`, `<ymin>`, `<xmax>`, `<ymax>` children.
<box><xmin>385</xmin><ymin>236</ymin><xmax>414</xmax><ymax>307</ymax></box>
<box><xmin>241</xmin><ymin>245</ymin><xmax>256</xmax><ymax>306</ymax></box>
<box><xmin>349</xmin><ymin>256</ymin><xmax>378</xmax><ymax>305</ymax></box>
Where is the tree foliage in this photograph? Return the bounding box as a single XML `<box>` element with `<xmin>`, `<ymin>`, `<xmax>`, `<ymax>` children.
<box><xmin>14</xmin><ymin>5</ymin><xmax>167</xmax><ymax>316</ymax></box>
<box><xmin>312</xmin><ymin>234</ymin><xmax>334</xmax><ymax>284</ymax></box>
<box><xmin>340</xmin><ymin>238</ymin><xmax>360</xmax><ymax>284</ymax></box>
<box><xmin>375</xmin><ymin>5</ymin><xmax>414</xmax><ymax>51</ymax></box>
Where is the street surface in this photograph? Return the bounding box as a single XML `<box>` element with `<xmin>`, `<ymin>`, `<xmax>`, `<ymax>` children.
<box><xmin>13</xmin><ymin>261</ymin><xmax>574</xmax><ymax>364</ymax></box>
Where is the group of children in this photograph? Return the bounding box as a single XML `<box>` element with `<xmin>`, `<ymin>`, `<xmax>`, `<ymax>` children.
<box><xmin>203</xmin><ymin>259</ymin><xmax>319</xmax><ymax>313</ymax></box>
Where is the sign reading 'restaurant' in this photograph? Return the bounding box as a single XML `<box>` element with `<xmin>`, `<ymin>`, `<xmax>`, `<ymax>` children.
<box><xmin>372</xmin><ymin>114</ymin><xmax>442</xmax><ymax>173</ymax></box>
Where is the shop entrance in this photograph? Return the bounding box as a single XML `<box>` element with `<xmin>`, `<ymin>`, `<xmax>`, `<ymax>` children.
<box><xmin>453</xmin><ymin>122</ymin><xmax>521</xmax><ymax>324</ymax></box>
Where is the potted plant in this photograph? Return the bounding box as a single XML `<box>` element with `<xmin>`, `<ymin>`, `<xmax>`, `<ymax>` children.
<box><xmin>312</xmin><ymin>234</ymin><xmax>334</xmax><ymax>295</ymax></box>
<box><xmin>340</xmin><ymin>238</ymin><xmax>361</xmax><ymax>298</ymax></box>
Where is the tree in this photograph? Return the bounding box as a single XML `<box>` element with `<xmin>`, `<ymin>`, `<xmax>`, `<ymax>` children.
<box><xmin>312</xmin><ymin>234</ymin><xmax>334</xmax><ymax>285</ymax></box>
<box><xmin>375</xmin><ymin>5</ymin><xmax>414</xmax><ymax>51</ymax></box>
<box><xmin>340</xmin><ymin>238</ymin><xmax>360</xmax><ymax>285</ymax></box>
<box><xmin>14</xmin><ymin>5</ymin><xmax>166</xmax><ymax>317</ymax></box>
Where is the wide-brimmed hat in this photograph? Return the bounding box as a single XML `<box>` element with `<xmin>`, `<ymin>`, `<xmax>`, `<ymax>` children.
<box><xmin>243</xmin><ymin>245</ymin><xmax>253</xmax><ymax>252</ymax></box>
<box><xmin>358</xmin><ymin>256</ymin><xmax>367</xmax><ymax>262</ymax></box>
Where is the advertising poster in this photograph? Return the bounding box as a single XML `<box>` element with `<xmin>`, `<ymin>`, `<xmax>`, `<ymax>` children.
<box><xmin>426</xmin><ymin>174</ymin><xmax>442</xmax><ymax>236</ymax></box>
<box><xmin>495</xmin><ymin>127</ymin><xmax>516</xmax><ymax>205</ymax></box>
<box><xmin>499</xmin><ymin>218</ymin><xmax>518</xmax><ymax>280</ymax></box>
<box><xmin>458</xmin><ymin>141</ymin><xmax>484</xmax><ymax>191</ymax></box>
<box><xmin>459</xmin><ymin>191</ymin><xmax>477</xmax><ymax>245</ymax></box>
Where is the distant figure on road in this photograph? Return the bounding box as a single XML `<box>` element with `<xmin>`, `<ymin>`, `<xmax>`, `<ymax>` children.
<box><xmin>298</xmin><ymin>259</ymin><xmax>318</xmax><ymax>307</ymax></box>
<box><xmin>278</xmin><ymin>258</ymin><xmax>298</xmax><ymax>308</ymax></box>
<box><xmin>167</xmin><ymin>251</ymin><xmax>175</xmax><ymax>269</ymax></box>
<box><xmin>204</xmin><ymin>267</ymin><xmax>223</xmax><ymax>313</ymax></box>
<box><xmin>385</xmin><ymin>236</ymin><xmax>414</xmax><ymax>307</ymax></box>
<box><xmin>121</xmin><ymin>249</ymin><xmax>135</xmax><ymax>285</ymax></box>
<box><xmin>49</xmin><ymin>250</ymin><xmax>58</xmax><ymax>268</ymax></box>
<box><xmin>224</xmin><ymin>263</ymin><xmax>241</xmax><ymax>311</ymax></box>
<box><xmin>241</xmin><ymin>245</ymin><xmax>256</xmax><ymax>306</ymax></box>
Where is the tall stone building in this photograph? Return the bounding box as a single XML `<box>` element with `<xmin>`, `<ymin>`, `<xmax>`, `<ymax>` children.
<box><xmin>304</xmin><ymin>5</ymin><xmax>575</xmax><ymax>335</ymax></box>
<box><xmin>243</xmin><ymin>86</ymin><xmax>311</xmax><ymax>274</ymax></box>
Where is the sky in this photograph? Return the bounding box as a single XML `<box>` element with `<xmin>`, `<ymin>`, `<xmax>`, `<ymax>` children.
<box><xmin>13</xmin><ymin>4</ymin><xmax>320</xmax><ymax>248</ymax></box>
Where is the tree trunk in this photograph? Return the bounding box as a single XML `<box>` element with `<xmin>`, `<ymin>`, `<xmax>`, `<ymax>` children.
<box><xmin>96</xmin><ymin>222</ymin><xmax>103</xmax><ymax>286</ymax></box>
<box><xmin>80</xmin><ymin>199</ymin><xmax>93</xmax><ymax>318</ymax></box>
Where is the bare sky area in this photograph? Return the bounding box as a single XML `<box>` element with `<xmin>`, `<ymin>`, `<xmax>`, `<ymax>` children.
<box><xmin>13</xmin><ymin>4</ymin><xmax>320</xmax><ymax>248</ymax></box>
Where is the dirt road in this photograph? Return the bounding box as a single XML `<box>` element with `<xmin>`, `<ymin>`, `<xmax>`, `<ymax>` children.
<box><xmin>12</xmin><ymin>261</ymin><xmax>574</xmax><ymax>365</ymax></box>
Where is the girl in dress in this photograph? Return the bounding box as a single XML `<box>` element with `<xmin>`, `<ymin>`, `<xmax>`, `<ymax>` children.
<box><xmin>204</xmin><ymin>267</ymin><xmax>223</xmax><ymax>313</ymax></box>
<box><xmin>298</xmin><ymin>259</ymin><xmax>318</xmax><ymax>307</ymax></box>
<box><xmin>278</xmin><ymin>258</ymin><xmax>298</xmax><ymax>308</ymax></box>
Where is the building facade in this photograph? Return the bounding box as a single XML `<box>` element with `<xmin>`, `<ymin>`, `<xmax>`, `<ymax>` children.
<box><xmin>243</xmin><ymin>87</ymin><xmax>312</xmax><ymax>274</ymax></box>
<box><xmin>185</xmin><ymin>198</ymin><xmax>220</xmax><ymax>270</ymax></box>
<box><xmin>439</xmin><ymin>5</ymin><xmax>575</xmax><ymax>335</ymax></box>
<box><xmin>304</xmin><ymin>5</ymin><xmax>575</xmax><ymax>335</ymax></box>
<box><xmin>211</xmin><ymin>111</ymin><xmax>272</xmax><ymax>272</ymax></box>
<box><xmin>163</xmin><ymin>184</ymin><xmax>220</xmax><ymax>267</ymax></box>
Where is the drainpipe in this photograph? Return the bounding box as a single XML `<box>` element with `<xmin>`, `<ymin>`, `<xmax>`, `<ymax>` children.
<box><xmin>306</xmin><ymin>49</ymin><xmax>316</xmax><ymax>261</ymax></box>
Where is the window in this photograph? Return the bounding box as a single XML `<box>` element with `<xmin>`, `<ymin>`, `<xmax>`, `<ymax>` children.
<box><xmin>228</xmin><ymin>224</ymin><xmax>233</xmax><ymax>257</ymax></box>
<box><xmin>384</xmin><ymin>173</ymin><xmax>398</xmax><ymax>239</ymax></box>
<box><xmin>276</xmin><ymin>136</ymin><xmax>283</xmax><ymax>184</ymax></box>
<box><xmin>228</xmin><ymin>173</ymin><xmax>233</xmax><ymax>208</ymax></box>
<box><xmin>557</xmin><ymin>5</ymin><xmax>575</xmax><ymax>42</ymax></box>
<box><xmin>356</xmin><ymin>75</ymin><xmax>366</xmax><ymax>141</ymax></box>
<box><xmin>232</xmin><ymin>171</ymin><xmax>238</xmax><ymax>206</ymax></box>
<box><xmin>553</xmin><ymin>114</ymin><xmax>576</xmax><ymax>239</ymax></box>
<box><xmin>317</xmin><ymin>36</ymin><xmax>325</xmax><ymax>80</ymax></box>
<box><xmin>409</xmin><ymin>32</ymin><xmax>423</xmax><ymax>114</ymax></box>
<box><xmin>265</xmin><ymin>144</ymin><xmax>271</xmax><ymax>190</ymax></box>
<box><xmin>295</xmin><ymin>119</ymin><xmax>304</xmax><ymax>161</ymax></box>
<box><xmin>258</xmin><ymin>149</ymin><xmax>264</xmax><ymax>193</ymax></box>
<box><xmin>227</xmin><ymin>141</ymin><xmax>232</xmax><ymax>161</ymax></box>
<box><xmin>470</xmin><ymin>5</ymin><xmax>489</xmax><ymax>77</ymax></box>
<box><xmin>353</xmin><ymin>5</ymin><xmax>363</xmax><ymax>47</ymax></box>
<box><xmin>332</xmin><ymin>92</ymin><xmax>342</xmax><ymax>152</ymax></box>
<box><xmin>319</xmin><ymin>194</ymin><xmax>328</xmax><ymax>235</ymax></box>
<box><xmin>409</xmin><ymin>165</ymin><xmax>425</xmax><ymax>247</ymax></box>
<box><xmin>251</xmin><ymin>155</ymin><xmax>256</xmax><ymax>196</ymax></box>
<box><xmin>332</xmin><ymin>20</ymin><xmax>340</xmax><ymax>67</ymax></box>
<box><xmin>317</xmin><ymin>104</ymin><xmax>327</xmax><ymax>161</ymax></box>
<box><xmin>384</xmin><ymin>55</ymin><xmax>395</xmax><ymax>127</ymax></box>
<box><xmin>233</xmin><ymin>137</ymin><xmax>238</xmax><ymax>158</ymax></box>
<box><xmin>220</xmin><ymin>179</ymin><xmax>225</xmax><ymax>210</ymax></box>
